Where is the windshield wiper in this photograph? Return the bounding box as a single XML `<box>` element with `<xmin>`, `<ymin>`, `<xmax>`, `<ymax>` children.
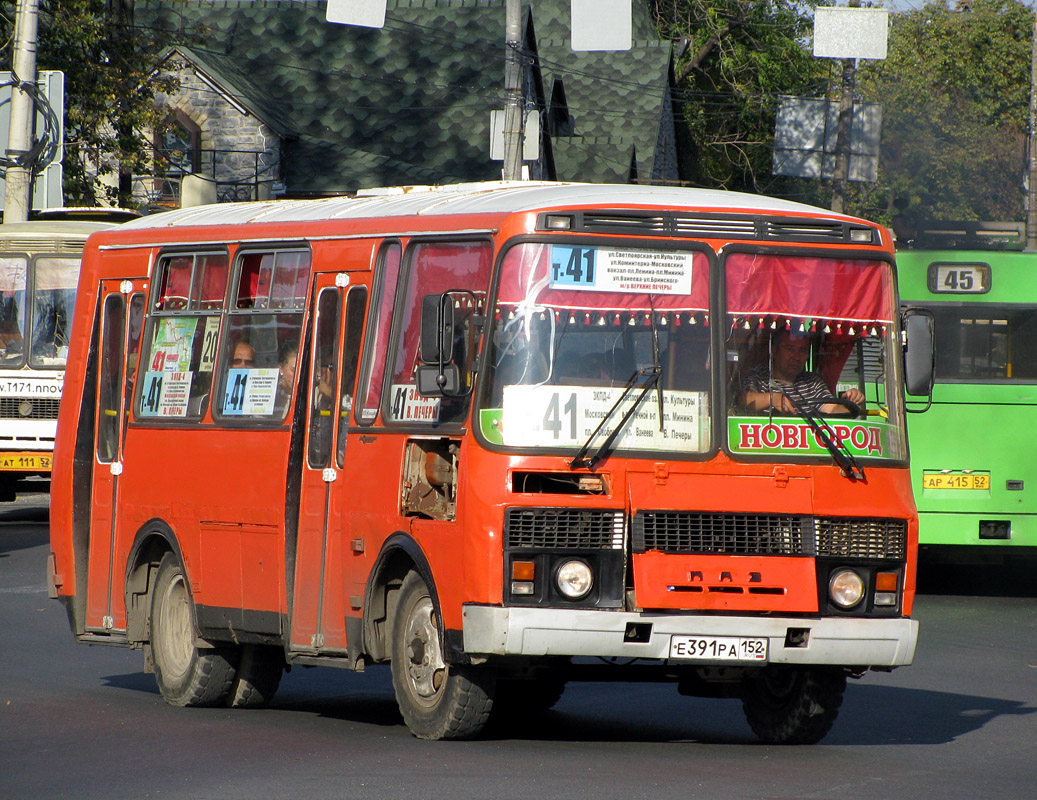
<box><xmin>648</xmin><ymin>298</ymin><xmax>665</xmax><ymax>432</ymax></box>
<box><xmin>569</xmin><ymin>365</ymin><xmax>661</xmax><ymax>471</ymax></box>
<box><xmin>777</xmin><ymin>387</ymin><xmax>866</xmax><ymax>482</ymax></box>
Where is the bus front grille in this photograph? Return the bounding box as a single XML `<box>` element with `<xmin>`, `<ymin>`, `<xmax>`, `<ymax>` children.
<box><xmin>0</xmin><ymin>397</ymin><xmax>61</xmax><ymax>420</ymax></box>
<box><xmin>633</xmin><ymin>512</ymin><xmax>805</xmax><ymax>556</ymax></box>
<box><xmin>815</xmin><ymin>517</ymin><xmax>907</xmax><ymax>559</ymax></box>
<box><xmin>504</xmin><ymin>508</ymin><xmax>625</xmax><ymax>549</ymax></box>
<box><xmin>633</xmin><ymin>512</ymin><xmax>907</xmax><ymax>560</ymax></box>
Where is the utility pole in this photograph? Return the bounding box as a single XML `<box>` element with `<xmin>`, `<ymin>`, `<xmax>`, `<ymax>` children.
<box><xmin>501</xmin><ymin>0</ymin><xmax>524</xmax><ymax>181</ymax></box>
<box><xmin>1027</xmin><ymin>12</ymin><xmax>1037</xmax><ymax>250</ymax></box>
<box><xmin>4</xmin><ymin>0</ymin><xmax>40</xmax><ymax>223</ymax></box>
<box><xmin>830</xmin><ymin>0</ymin><xmax>860</xmax><ymax>215</ymax></box>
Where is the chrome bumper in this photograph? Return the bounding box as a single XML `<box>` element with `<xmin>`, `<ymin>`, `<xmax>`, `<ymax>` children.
<box><xmin>462</xmin><ymin>605</ymin><xmax>918</xmax><ymax>667</ymax></box>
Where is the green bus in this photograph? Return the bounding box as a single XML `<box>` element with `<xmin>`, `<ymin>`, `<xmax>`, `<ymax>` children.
<box><xmin>896</xmin><ymin>221</ymin><xmax>1037</xmax><ymax>561</ymax></box>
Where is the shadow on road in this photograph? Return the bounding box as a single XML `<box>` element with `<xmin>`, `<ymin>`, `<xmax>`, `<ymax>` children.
<box><xmin>97</xmin><ymin>666</ymin><xmax>1035</xmax><ymax>747</ymax></box>
<box><xmin>918</xmin><ymin>558</ymin><xmax>1037</xmax><ymax>598</ymax></box>
<box><xmin>0</xmin><ymin>486</ymin><xmax>50</xmax><ymax>558</ymax></box>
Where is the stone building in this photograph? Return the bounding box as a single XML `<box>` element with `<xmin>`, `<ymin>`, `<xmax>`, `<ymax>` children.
<box><xmin>134</xmin><ymin>0</ymin><xmax>680</xmax><ymax>207</ymax></box>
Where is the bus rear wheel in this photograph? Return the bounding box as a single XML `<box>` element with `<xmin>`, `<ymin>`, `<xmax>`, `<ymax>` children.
<box><xmin>150</xmin><ymin>552</ymin><xmax>237</xmax><ymax>707</ymax></box>
<box><xmin>390</xmin><ymin>572</ymin><xmax>494</xmax><ymax>740</ymax></box>
<box><xmin>227</xmin><ymin>644</ymin><xmax>284</xmax><ymax>708</ymax></box>
<box><xmin>741</xmin><ymin>666</ymin><xmax>846</xmax><ymax>744</ymax></box>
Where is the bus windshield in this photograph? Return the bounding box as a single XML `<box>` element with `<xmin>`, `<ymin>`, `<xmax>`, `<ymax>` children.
<box><xmin>0</xmin><ymin>254</ymin><xmax>78</xmax><ymax>369</ymax></box>
<box><xmin>724</xmin><ymin>251</ymin><xmax>906</xmax><ymax>462</ymax></box>
<box><xmin>0</xmin><ymin>256</ymin><xmax>28</xmax><ymax>366</ymax></box>
<box><xmin>482</xmin><ymin>241</ymin><xmax>712</xmax><ymax>455</ymax></box>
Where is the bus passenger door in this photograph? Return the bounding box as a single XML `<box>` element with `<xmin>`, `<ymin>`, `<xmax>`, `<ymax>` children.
<box><xmin>85</xmin><ymin>283</ymin><xmax>146</xmax><ymax>632</ymax></box>
<box><xmin>289</xmin><ymin>277</ymin><xmax>367</xmax><ymax>654</ymax></box>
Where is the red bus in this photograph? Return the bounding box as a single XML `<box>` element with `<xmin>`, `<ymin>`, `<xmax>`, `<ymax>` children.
<box><xmin>49</xmin><ymin>182</ymin><xmax>933</xmax><ymax>743</ymax></box>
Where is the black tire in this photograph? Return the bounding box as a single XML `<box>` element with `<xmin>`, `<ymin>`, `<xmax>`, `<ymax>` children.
<box><xmin>493</xmin><ymin>678</ymin><xmax>567</xmax><ymax>716</ymax></box>
<box><xmin>150</xmin><ymin>552</ymin><xmax>237</xmax><ymax>707</ymax></box>
<box><xmin>741</xmin><ymin>666</ymin><xmax>846</xmax><ymax>744</ymax></box>
<box><xmin>227</xmin><ymin>644</ymin><xmax>284</xmax><ymax>708</ymax></box>
<box><xmin>390</xmin><ymin>572</ymin><xmax>494</xmax><ymax>740</ymax></box>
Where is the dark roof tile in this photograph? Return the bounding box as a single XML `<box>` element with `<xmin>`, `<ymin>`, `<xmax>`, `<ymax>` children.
<box><xmin>138</xmin><ymin>0</ymin><xmax>675</xmax><ymax>192</ymax></box>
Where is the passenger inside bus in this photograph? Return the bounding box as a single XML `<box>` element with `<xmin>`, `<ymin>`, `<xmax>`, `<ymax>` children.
<box><xmin>737</xmin><ymin>329</ymin><xmax>864</xmax><ymax>415</ymax></box>
<box><xmin>275</xmin><ymin>339</ymin><xmax>299</xmax><ymax>415</ymax></box>
<box><xmin>231</xmin><ymin>339</ymin><xmax>255</xmax><ymax>368</ymax></box>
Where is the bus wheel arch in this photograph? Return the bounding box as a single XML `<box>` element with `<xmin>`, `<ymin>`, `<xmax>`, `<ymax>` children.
<box><xmin>124</xmin><ymin>520</ymin><xmax>184</xmax><ymax>646</ymax></box>
<box><xmin>362</xmin><ymin>533</ymin><xmax>435</xmax><ymax>664</ymax></box>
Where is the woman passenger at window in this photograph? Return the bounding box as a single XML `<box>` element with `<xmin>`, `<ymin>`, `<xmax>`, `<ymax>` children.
<box><xmin>275</xmin><ymin>339</ymin><xmax>299</xmax><ymax>415</ymax></box>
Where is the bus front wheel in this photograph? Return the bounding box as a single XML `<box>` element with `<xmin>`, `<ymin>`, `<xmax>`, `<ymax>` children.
<box><xmin>150</xmin><ymin>552</ymin><xmax>237</xmax><ymax>707</ymax></box>
<box><xmin>390</xmin><ymin>572</ymin><xmax>494</xmax><ymax>740</ymax></box>
<box><xmin>740</xmin><ymin>666</ymin><xmax>846</xmax><ymax>744</ymax></box>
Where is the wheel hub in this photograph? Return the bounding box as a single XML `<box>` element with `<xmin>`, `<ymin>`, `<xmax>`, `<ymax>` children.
<box><xmin>404</xmin><ymin>597</ymin><xmax>445</xmax><ymax>700</ymax></box>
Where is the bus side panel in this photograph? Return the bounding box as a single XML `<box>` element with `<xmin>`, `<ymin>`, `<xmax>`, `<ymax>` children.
<box><xmin>110</xmin><ymin>427</ymin><xmax>291</xmax><ymax>633</ymax></box>
<box><xmin>911</xmin><ymin>386</ymin><xmax>1037</xmax><ymax>549</ymax></box>
<box><xmin>50</xmin><ymin>244</ymin><xmax>128</xmax><ymax>628</ymax></box>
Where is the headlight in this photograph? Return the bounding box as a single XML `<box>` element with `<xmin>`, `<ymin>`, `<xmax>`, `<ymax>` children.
<box><xmin>555</xmin><ymin>559</ymin><xmax>593</xmax><ymax>599</ymax></box>
<box><xmin>829</xmin><ymin>569</ymin><xmax>865</xmax><ymax>609</ymax></box>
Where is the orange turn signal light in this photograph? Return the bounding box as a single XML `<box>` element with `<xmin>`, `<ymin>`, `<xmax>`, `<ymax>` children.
<box><xmin>512</xmin><ymin>560</ymin><xmax>536</xmax><ymax>581</ymax></box>
<box><xmin>875</xmin><ymin>572</ymin><xmax>899</xmax><ymax>593</ymax></box>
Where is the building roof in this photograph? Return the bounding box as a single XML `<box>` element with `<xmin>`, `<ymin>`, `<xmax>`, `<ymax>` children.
<box><xmin>137</xmin><ymin>1</ymin><xmax>677</xmax><ymax>194</ymax></box>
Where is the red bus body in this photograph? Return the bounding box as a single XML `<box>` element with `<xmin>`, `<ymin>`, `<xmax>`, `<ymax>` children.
<box><xmin>50</xmin><ymin>183</ymin><xmax>919</xmax><ymax>743</ymax></box>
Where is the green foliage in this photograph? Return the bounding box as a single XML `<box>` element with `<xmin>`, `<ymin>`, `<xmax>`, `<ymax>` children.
<box><xmin>0</xmin><ymin>0</ymin><xmax>180</xmax><ymax>207</ymax></box>
<box><xmin>856</xmin><ymin>0</ymin><xmax>1032</xmax><ymax>224</ymax></box>
<box><xmin>649</xmin><ymin>0</ymin><xmax>827</xmax><ymax>198</ymax></box>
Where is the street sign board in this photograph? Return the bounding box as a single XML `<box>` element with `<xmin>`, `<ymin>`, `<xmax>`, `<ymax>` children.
<box><xmin>326</xmin><ymin>0</ymin><xmax>387</xmax><ymax>29</ymax></box>
<box><xmin>572</xmin><ymin>0</ymin><xmax>631</xmax><ymax>52</ymax></box>
<box><xmin>772</xmin><ymin>95</ymin><xmax>881</xmax><ymax>182</ymax></box>
<box><xmin>813</xmin><ymin>8</ymin><xmax>888</xmax><ymax>60</ymax></box>
<box><xmin>0</xmin><ymin>70</ymin><xmax>65</xmax><ymax>211</ymax></box>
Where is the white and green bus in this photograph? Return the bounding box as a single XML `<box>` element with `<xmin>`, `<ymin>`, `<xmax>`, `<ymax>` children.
<box><xmin>0</xmin><ymin>215</ymin><xmax>126</xmax><ymax>500</ymax></box>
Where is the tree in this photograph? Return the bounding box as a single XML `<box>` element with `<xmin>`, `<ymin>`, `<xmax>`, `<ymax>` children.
<box><xmin>0</xmin><ymin>1</ymin><xmax>180</xmax><ymax>207</ymax></box>
<box><xmin>649</xmin><ymin>0</ymin><xmax>828</xmax><ymax>199</ymax></box>
<box><xmin>856</xmin><ymin>0</ymin><xmax>1032</xmax><ymax>224</ymax></box>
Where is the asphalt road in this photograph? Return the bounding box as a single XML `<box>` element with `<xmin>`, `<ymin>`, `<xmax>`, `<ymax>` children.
<box><xmin>2</xmin><ymin>489</ymin><xmax>1034</xmax><ymax>800</ymax></box>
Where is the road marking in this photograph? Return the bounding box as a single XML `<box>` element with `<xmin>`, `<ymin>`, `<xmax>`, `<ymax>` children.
<box><xmin>0</xmin><ymin>584</ymin><xmax>46</xmax><ymax>594</ymax></box>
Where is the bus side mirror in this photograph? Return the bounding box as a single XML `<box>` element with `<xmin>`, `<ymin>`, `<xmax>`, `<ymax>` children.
<box><xmin>417</xmin><ymin>292</ymin><xmax>464</xmax><ymax>398</ymax></box>
<box><xmin>902</xmin><ymin>307</ymin><xmax>935</xmax><ymax>397</ymax></box>
<box><xmin>420</xmin><ymin>293</ymin><xmax>455</xmax><ymax>364</ymax></box>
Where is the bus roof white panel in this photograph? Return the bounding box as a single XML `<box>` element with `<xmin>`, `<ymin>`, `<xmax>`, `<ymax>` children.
<box><xmin>118</xmin><ymin>182</ymin><xmax>859</xmax><ymax>231</ymax></box>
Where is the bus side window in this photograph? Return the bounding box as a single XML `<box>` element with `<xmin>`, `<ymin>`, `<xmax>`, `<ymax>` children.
<box><xmin>97</xmin><ymin>294</ymin><xmax>125</xmax><ymax>463</ymax></box>
<box><xmin>337</xmin><ymin>285</ymin><xmax>368</xmax><ymax>468</ymax></box>
<box><xmin>214</xmin><ymin>248</ymin><xmax>310</xmax><ymax>422</ymax></box>
<box><xmin>138</xmin><ymin>252</ymin><xmax>228</xmax><ymax>421</ymax></box>
<box><xmin>385</xmin><ymin>240</ymin><xmax>491</xmax><ymax>426</ymax></box>
<box><xmin>356</xmin><ymin>242</ymin><xmax>401</xmax><ymax>425</ymax></box>
<box><xmin>308</xmin><ymin>288</ymin><xmax>339</xmax><ymax>468</ymax></box>
<box><xmin>124</xmin><ymin>294</ymin><xmax>146</xmax><ymax>431</ymax></box>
